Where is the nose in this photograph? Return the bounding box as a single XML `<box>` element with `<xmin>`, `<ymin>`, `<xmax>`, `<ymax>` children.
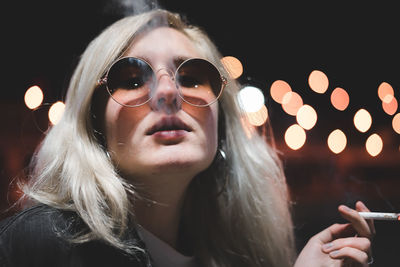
<box><xmin>150</xmin><ymin>68</ymin><xmax>182</xmax><ymax>114</ymax></box>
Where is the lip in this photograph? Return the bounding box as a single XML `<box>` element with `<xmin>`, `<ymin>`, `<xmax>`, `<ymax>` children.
<box><xmin>146</xmin><ymin>116</ymin><xmax>192</xmax><ymax>136</ymax></box>
<box><xmin>152</xmin><ymin>130</ymin><xmax>188</xmax><ymax>144</ymax></box>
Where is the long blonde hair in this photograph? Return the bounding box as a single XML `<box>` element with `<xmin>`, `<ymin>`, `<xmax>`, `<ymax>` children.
<box><xmin>24</xmin><ymin>9</ymin><xmax>296</xmax><ymax>267</ymax></box>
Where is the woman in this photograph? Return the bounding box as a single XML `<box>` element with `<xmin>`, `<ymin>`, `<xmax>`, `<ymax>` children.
<box><xmin>0</xmin><ymin>9</ymin><xmax>374</xmax><ymax>267</ymax></box>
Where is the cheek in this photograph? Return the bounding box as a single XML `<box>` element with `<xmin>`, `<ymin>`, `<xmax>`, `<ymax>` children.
<box><xmin>105</xmin><ymin>100</ymin><xmax>150</xmax><ymax>150</ymax></box>
<box><xmin>205</xmin><ymin>112</ymin><xmax>218</xmax><ymax>149</ymax></box>
<box><xmin>183</xmin><ymin>103</ymin><xmax>219</xmax><ymax>151</ymax></box>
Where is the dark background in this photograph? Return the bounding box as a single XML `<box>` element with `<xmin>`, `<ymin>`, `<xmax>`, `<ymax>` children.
<box><xmin>1</xmin><ymin>1</ymin><xmax>399</xmax><ymax>266</ymax></box>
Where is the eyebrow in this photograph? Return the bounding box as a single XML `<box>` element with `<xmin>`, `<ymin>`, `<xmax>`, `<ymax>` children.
<box><xmin>172</xmin><ymin>56</ymin><xmax>190</xmax><ymax>67</ymax></box>
<box><xmin>136</xmin><ymin>55</ymin><xmax>191</xmax><ymax>69</ymax></box>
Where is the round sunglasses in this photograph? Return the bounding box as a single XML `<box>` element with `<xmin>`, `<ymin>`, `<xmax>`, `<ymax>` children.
<box><xmin>97</xmin><ymin>57</ymin><xmax>227</xmax><ymax>107</ymax></box>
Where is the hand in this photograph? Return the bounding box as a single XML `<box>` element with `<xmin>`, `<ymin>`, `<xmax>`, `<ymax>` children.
<box><xmin>294</xmin><ymin>201</ymin><xmax>375</xmax><ymax>267</ymax></box>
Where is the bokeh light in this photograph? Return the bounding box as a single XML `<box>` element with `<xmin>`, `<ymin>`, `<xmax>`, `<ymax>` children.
<box><xmin>237</xmin><ymin>86</ymin><xmax>265</xmax><ymax>113</ymax></box>
<box><xmin>330</xmin><ymin>87</ymin><xmax>350</xmax><ymax>111</ymax></box>
<box><xmin>282</xmin><ymin>91</ymin><xmax>303</xmax><ymax>116</ymax></box>
<box><xmin>327</xmin><ymin>129</ymin><xmax>347</xmax><ymax>154</ymax></box>
<box><xmin>365</xmin><ymin>133</ymin><xmax>383</xmax><ymax>157</ymax></box>
<box><xmin>246</xmin><ymin>105</ymin><xmax>268</xmax><ymax>126</ymax></box>
<box><xmin>308</xmin><ymin>70</ymin><xmax>329</xmax><ymax>94</ymax></box>
<box><xmin>270</xmin><ymin>80</ymin><xmax>292</xmax><ymax>104</ymax></box>
<box><xmin>221</xmin><ymin>56</ymin><xmax>243</xmax><ymax>79</ymax></box>
<box><xmin>378</xmin><ymin>82</ymin><xmax>394</xmax><ymax>102</ymax></box>
<box><xmin>392</xmin><ymin>113</ymin><xmax>400</xmax><ymax>134</ymax></box>
<box><xmin>296</xmin><ymin>104</ymin><xmax>317</xmax><ymax>130</ymax></box>
<box><xmin>382</xmin><ymin>94</ymin><xmax>394</xmax><ymax>104</ymax></box>
<box><xmin>284</xmin><ymin>124</ymin><xmax>306</xmax><ymax>150</ymax></box>
<box><xmin>354</xmin><ymin>109</ymin><xmax>372</xmax><ymax>133</ymax></box>
<box><xmin>24</xmin><ymin>85</ymin><xmax>44</xmax><ymax>110</ymax></box>
<box><xmin>48</xmin><ymin>101</ymin><xmax>65</xmax><ymax>125</ymax></box>
<box><xmin>382</xmin><ymin>96</ymin><xmax>398</xmax><ymax>115</ymax></box>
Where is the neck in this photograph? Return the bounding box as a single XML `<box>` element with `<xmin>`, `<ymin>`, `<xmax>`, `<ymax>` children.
<box><xmin>132</xmin><ymin>173</ymin><xmax>193</xmax><ymax>249</ymax></box>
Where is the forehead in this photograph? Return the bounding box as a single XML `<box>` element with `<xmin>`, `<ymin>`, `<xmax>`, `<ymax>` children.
<box><xmin>124</xmin><ymin>27</ymin><xmax>202</xmax><ymax>65</ymax></box>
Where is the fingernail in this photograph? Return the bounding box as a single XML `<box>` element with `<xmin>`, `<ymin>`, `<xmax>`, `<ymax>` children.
<box><xmin>340</xmin><ymin>205</ymin><xmax>351</xmax><ymax>212</ymax></box>
<box><xmin>322</xmin><ymin>242</ymin><xmax>333</xmax><ymax>250</ymax></box>
<box><xmin>358</xmin><ymin>201</ymin><xmax>367</xmax><ymax>209</ymax></box>
<box><xmin>329</xmin><ymin>250</ymin><xmax>339</xmax><ymax>257</ymax></box>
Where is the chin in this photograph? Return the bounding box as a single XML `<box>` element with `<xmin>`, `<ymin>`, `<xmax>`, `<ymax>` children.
<box><xmin>153</xmin><ymin>154</ymin><xmax>211</xmax><ymax>174</ymax></box>
<box><xmin>116</xmin><ymin>141</ymin><xmax>217</xmax><ymax>179</ymax></box>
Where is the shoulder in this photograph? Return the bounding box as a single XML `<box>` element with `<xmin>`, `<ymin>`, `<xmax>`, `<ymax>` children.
<box><xmin>1</xmin><ymin>204</ymin><xmax>64</xmax><ymax>230</ymax></box>
<box><xmin>0</xmin><ymin>205</ymin><xmax>73</xmax><ymax>266</ymax></box>
<box><xmin>0</xmin><ymin>204</ymin><xmax>72</xmax><ymax>241</ymax></box>
<box><xmin>0</xmin><ymin>205</ymin><xmax>151</xmax><ymax>267</ymax></box>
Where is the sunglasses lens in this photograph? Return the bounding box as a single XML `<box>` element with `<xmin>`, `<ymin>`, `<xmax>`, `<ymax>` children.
<box><xmin>106</xmin><ymin>58</ymin><xmax>154</xmax><ymax>107</ymax></box>
<box><xmin>176</xmin><ymin>59</ymin><xmax>223</xmax><ymax>106</ymax></box>
<box><xmin>104</xmin><ymin>57</ymin><xmax>225</xmax><ymax>107</ymax></box>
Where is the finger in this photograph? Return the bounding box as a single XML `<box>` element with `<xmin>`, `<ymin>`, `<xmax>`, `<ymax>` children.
<box><xmin>328</xmin><ymin>246</ymin><xmax>369</xmax><ymax>264</ymax></box>
<box><xmin>321</xmin><ymin>237</ymin><xmax>371</xmax><ymax>254</ymax></box>
<box><xmin>338</xmin><ymin>205</ymin><xmax>373</xmax><ymax>239</ymax></box>
<box><xmin>356</xmin><ymin>201</ymin><xmax>376</xmax><ymax>237</ymax></box>
<box><xmin>314</xmin><ymin>223</ymin><xmax>355</xmax><ymax>244</ymax></box>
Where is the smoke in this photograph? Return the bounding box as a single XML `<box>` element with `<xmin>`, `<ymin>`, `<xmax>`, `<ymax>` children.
<box><xmin>106</xmin><ymin>0</ymin><xmax>160</xmax><ymax>16</ymax></box>
<box><xmin>348</xmin><ymin>175</ymin><xmax>396</xmax><ymax>211</ymax></box>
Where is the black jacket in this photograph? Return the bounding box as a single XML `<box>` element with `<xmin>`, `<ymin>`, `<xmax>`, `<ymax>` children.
<box><xmin>0</xmin><ymin>205</ymin><xmax>153</xmax><ymax>267</ymax></box>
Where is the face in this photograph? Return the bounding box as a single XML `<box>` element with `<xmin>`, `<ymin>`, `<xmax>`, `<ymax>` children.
<box><xmin>104</xmin><ymin>27</ymin><xmax>219</xmax><ymax>182</ymax></box>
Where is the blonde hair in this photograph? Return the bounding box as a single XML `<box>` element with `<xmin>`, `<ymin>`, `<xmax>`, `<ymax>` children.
<box><xmin>24</xmin><ymin>9</ymin><xmax>296</xmax><ymax>267</ymax></box>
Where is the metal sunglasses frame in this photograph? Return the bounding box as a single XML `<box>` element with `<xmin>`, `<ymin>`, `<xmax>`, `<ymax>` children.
<box><xmin>97</xmin><ymin>57</ymin><xmax>228</xmax><ymax>108</ymax></box>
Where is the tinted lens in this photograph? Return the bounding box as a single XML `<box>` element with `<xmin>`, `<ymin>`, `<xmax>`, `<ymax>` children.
<box><xmin>176</xmin><ymin>59</ymin><xmax>223</xmax><ymax>106</ymax></box>
<box><xmin>106</xmin><ymin>57</ymin><xmax>155</xmax><ymax>107</ymax></box>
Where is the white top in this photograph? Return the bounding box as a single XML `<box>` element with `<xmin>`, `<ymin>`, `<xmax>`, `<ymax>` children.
<box><xmin>137</xmin><ymin>225</ymin><xmax>197</xmax><ymax>267</ymax></box>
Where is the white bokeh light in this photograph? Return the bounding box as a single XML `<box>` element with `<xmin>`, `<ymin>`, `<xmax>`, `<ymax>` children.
<box><xmin>24</xmin><ymin>85</ymin><xmax>44</xmax><ymax>109</ymax></box>
<box><xmin>296</xmin><ymin>104</ymin><xmax>317</xmax><ymax>130</ymax></box>
<box><xmin>48</xmin><ymin>101</ymin><xmax>65</xmax><ymax>125</ymax></box>
<box><xmin>237</xmin><ymin>86</ymin><xmax>265</xmax><ymax>113</ymax></box>
<box><xmin>284</xmin><ymin>124</ymin><xmax>306</xmax><ymax>150</ymax></box>
<box><xmin>354</xmin><ymin>109</ymin><xmax>372</xmax><ymax>133</ymax></box>
<box><xmin>327</xmin><ymin>129</ymin><xmax>347</xmax><ymax>154</ymax></box>
<box><xmin>365</xmin><ymin>133</ymin><xmax>383</xmax><ymax>157</ymax></box>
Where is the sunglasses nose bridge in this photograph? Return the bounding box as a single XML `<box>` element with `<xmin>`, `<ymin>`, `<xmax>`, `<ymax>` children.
<box><xmin>153</xmin><ymin>68</ymin><xmax>179</xmax><ymax>94</ymax></box>
<box><xmin>150</xmin><ymin>68</ymin><xmax>182</xmax><ymax>114</ymax></box>
<box><xmin>155</xmin><ymin>68</ymin><xmax>175</xmax><ymax>82</ymax></box>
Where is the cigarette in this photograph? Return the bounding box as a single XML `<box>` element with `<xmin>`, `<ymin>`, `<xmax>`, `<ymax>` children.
<box><xmin>358</xmin><ymin>212</ymin><xmax>400</xmax><ymax>221</ymax></box>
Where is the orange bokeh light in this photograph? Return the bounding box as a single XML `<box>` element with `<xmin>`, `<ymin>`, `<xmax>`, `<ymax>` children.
<box><xmin>245</xmin><ymin>105</ymin><xmax>269</xmax><ymax>126</ymax></box>
<box><xmin>308</xmin><ymin>70</ymin><xmax>329</xmax><ymax>94</ymax></box>
<box><xmin>382</xmin><ymin>96</ymin><xmax>398</xmax><ymax>115</ymax></box>
<box><xmin>392</xmin><ymin>113</ymin><xmax>400</xmax><ymax>134</ymax></box>
<box><xmin>282</xmin><ymin>91</ymin><xmax>303</xmax><ymax>116</ymax></box>
<box><xmin>221</xmin><ymin>56</ymin><xmax>243</xmax><ymax>79</ymax></box>
<box><xmin>330</xmin><ymin>87</ymin><xmax>350</xmax><ymax>111</ymax></box>
<box><xmin>383</xmin><ymin>94</ymin><xmax>394</xmax><ymax>104</ymax></box>
<box><xmin>270</xmin><ymin>80</ymin><xmax>292</xmax><ymax>104</ymax></box>
<box><xmin>378</xmin><ymin>82</ymin><xmax>394</xmax><ymax>102</ymax></box>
